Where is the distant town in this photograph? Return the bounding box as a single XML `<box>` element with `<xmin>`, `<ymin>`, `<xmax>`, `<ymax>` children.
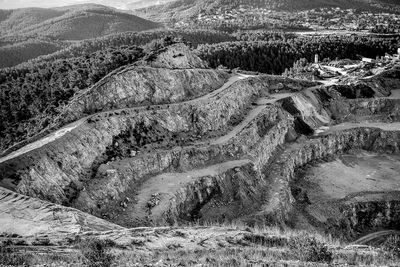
<box><xmin>174</xmin><ymin>6</ymin><xmax>400</xmax><ymax>33</ymax></box>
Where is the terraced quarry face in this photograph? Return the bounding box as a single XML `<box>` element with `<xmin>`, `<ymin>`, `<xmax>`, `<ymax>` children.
<box><xmin>291</xmin><ymin>151</ymin><xmax>400</xmax><ymax>239</ymax></box>
<box><xmin>0</xmin><ymin>43</ymin><xmax>400</xmax><ymax>254</ymax></box>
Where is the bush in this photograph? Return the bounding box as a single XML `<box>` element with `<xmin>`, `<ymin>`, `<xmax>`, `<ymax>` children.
<box><xmin>288</xmin><ymin>233</ymin><xmax>333</xmax><ymax>263</ymax></box>
<box><xmin>0</xmin><ymin>243</ymin><xmax>32</xmax><ymax>266</ymax></box>
<box><xmin>78</xmin><ymin>238</ymin><xmax>115</xmax><ymax>267</ymax></box>
<box><xmin>32</xmin><ymin>237</ymin><xmax>51</xmax><ymax>246</ymax></box>
<box><xmin>382</xmin><ymin>235</ymin><xmax>400</xmax><ymax>259</ymax></box>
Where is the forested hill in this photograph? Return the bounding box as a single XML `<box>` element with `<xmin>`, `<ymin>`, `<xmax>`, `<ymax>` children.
<box><xmin>137</xmin><ymin>0</ymin><xmax>400</xmax><ymax>22</ymax></box>
<box><xmin>0</xmin><ymin>4</ymin><xmax>162</xmax><ymax>68</ymax></box>
<box><xmin>0</xmin><ymin>4</ymin><xmax>161</xmax><ymax>40</ymax></box>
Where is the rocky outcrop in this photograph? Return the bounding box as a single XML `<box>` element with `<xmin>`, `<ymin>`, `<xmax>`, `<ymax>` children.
<box><xmin>328</xmin><ymin>98</ymin><xmax>400</xmax><ymax>123</ymax></box>
<box><xmin>278</xmin><ymin>93</ymin><xmax>330</xmax><ymax>134</ymax></box>
<box><xmin>147</xmin><ymin>43</ymin><xmax>209</xmax><ymax>69</ymax></box>
<box><xmin>341</xmin><ymin>192</ymin><xmax>400</xmax><ymax>236</ymax></box>
<box><xmin>0</xmin><ymin>187</ymin><xmax>123</xmax><ymax>237</ymax></box>
<box><xmin>60</xmin><ymin>67</ymin><xmax>230</xmax><ymax>124</ymax></box>
<box><xmin>361</xmin><ymin>66</ymin><xmax>400</xmax><ymax>96</ymax></box>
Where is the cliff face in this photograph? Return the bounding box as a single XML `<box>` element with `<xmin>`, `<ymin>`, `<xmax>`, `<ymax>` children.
<box><xmin>73</xmin><ymin>105</ymin><xmax>293</xmax><ymax>225</ymax></box>
<box><xmin>253</xmin><ymin>128</ymin><xmax>400</xmax><ymax>223</ymax></box>
<box><xmin>279</xmin><ymin>93</ymin><xmax>330</xmax><ymax>134</ymax></box>
<box><xmin>56</xmin><ymin>43</ymin><xmax>227</xmax><ymax>127</ymax></box>
<box><xmin>327</xmin><ymin>98</ymin><xmax>400</xmax><ymax>123</ymax></box>
<box><xmin>341</xmin><ymin>194</ymin><xmax>400</xmax><ymax>234</ymax></box>
<box><xmin>361</xmin><ymin>66</ymin><xmax>400</xmax><ymax>96</ymax></box>
<box><xmin>60</xmin><ymin>68</ymin><xmax>230</xmax><ymax>124</ymax></box>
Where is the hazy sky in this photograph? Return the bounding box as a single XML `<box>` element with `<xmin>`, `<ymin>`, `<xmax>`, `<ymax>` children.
<box><xmin>0</xmin><ymin>0</ymin><xmax>136</xmax><ymax>9</ymax></box>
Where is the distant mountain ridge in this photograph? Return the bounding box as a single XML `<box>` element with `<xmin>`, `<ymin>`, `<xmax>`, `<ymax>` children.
<box><xmin>128</xmin><ymin>0</ymin><xmax>172</xmax><ymax>9</ymax></box>
<box><xmin>0</xmin><ymin>4</ymin><xmax>161</xmax><ymax>40</ymax></box>
<box><xmin>136</xmin><ymin>0</ymin><xmax>400</xmax><ymax>22</ymax></box>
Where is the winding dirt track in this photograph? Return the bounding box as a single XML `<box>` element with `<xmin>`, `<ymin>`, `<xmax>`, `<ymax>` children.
<box><xmin>123</xmin><ymin>159</ymin><xmax>252</xmax><ymax>224</ymax></box>
<box><xmin>315</xmin><ymin>88</ymin><xmax>400</xmax><ymax>135</ymax></box>
<box><xmin>355</xmin><ymin>230</ymin><xmax>400</xmax><ymax>245</ymax></box>
<box><xmin>0</xmin><ymin>74</ymin><xmax>253</xmax><ymax>165</ymax></box>
<box><xmin>317</xmin><ymin>122</ymin><xmax>400</xmax><ymax>135</ymax></box>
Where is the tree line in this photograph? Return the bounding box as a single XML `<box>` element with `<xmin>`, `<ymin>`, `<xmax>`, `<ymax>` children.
<box><xmin>196</xmin><ymin>35</ymin><xmax>399</xmax><ymax>74</ymax></box>
<box><xmin>0</xmin><ymin>46</ymin><xmax>144</xmax><ymax>151</ymax></box>
<box><xmin>18</xmin><ymin>30</ymin><xmax>236</xmax><ymax>68</ymax></box>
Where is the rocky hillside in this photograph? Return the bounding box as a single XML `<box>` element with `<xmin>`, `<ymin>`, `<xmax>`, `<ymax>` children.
<box><xmin>0</xmin><ymin>187</ymin><xmax>122</xmax><ymax>237</ymax></box>
<box><xmin>0</xmin><ymin>43</ymin><xmax>400</xmax><ymax>265</ymax></box>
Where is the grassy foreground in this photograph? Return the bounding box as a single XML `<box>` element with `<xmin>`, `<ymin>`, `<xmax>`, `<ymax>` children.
<box><xmin>1</xmin><ymin>224</ymin><xmax>399</xmax><ymax>266</ymax></box>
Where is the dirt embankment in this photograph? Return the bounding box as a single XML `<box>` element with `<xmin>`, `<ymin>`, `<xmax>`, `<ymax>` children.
<box><xmin>0</xmin><ymin>187</ymin><xmax>122</xmax><ymax>237</ymax></box>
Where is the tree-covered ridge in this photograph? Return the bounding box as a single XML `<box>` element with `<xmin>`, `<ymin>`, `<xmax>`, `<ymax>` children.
<box><xmin>0</xmin><ymin>4</ymin><xmax>163</xmax><ymax>68</ymax></box>
<box><xmin>14</xmin><ymin>30</ymin><xmax>237</xmax><ymax>68</ymax></box>
<box><xmin>138</xmin><ymin>0</ymin><xmax>400</xmax><ymax>24</ymax></box>
<box><xmin>0</xmin><ymin>29</ymin><xmax>236</xmax><ymax>69</ymax></box>
<box><xmin>196</xmin><ymin>35</ymin><xmax>400</xmax><ymax>74</ymax></box>
<box><xmin>0</xmin><ymin>4</ymin><xmax>160</xmax><ymax>40</ymax></box>
<box><xmin>0</xmin><ymin>40</ymin><xmax>65</xmax><ymax>68</ymax></box>
<box><xmin>0</xmin><ymin>46</ymin><xmax>144</xmax><ymax>152</ymax></box>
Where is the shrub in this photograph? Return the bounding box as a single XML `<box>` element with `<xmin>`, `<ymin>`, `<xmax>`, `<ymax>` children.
<box><xmin>32</xmin><ymin>237</ymin><xmax>51</xmax><ymax>246</ymax></box>
<box><xmin>382</xmin><ymin>235</ymin><xmax>400</xmax><ymax>259</ymax></box>
<box><xmin>0</xmin><ymin>243</ymin><xmax>32</xmax><ymax>266</ymax></box>
<box><xmin>78</xmin><ymin>238</ymin><xmax>115</xmax><ymax>267</ymax></box>
<box><xmin>288</xmin><ymin>233</ymin><xmax>333</xmax><ymax>263</ymax></box>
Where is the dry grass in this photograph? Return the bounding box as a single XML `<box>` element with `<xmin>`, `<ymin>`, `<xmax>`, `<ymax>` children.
<box><xmin>189</xmin><ymin>220</ymin><xmax>343</xmax><ymax>247</ymax></box>
<box><xmin>2</xmin><ymin>224</ymin><xmax>399</xmax><ymax>266</ymax></box>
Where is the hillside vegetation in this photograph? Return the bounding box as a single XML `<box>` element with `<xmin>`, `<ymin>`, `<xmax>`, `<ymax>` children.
<box><xmin>0</xmin><ymin>40</ymin><xmax>64</xmax><ymax>68</ymax></box>
<box><xmin>1</xmin><ymin>224</ymin><xmax>398</xmax><ymax>266</ymax></box>
<box><xmin>18</xmin><ymin>30</ymin><xmax>236</xmax><ymax>67</ymax></box>
<box><xmin>197</xmin><ymin>35</ymin><xmax>400</xmax><ymax>74</ymax></box>
<box><xmin>0</xmin><ymin>45</ymin><xmax>145</xmax><ymax>152</ymax></box>
<box><xmin>137</xmin><ymin>0</ymin><xmax>400</xmax><ymax>22</ymax></box>
<box><xmin>0</xmin><ymin>4</ymin><xmax>160</xmax><ymax>40</ymax></box>
<box><xmin>0</xmin><ymin>4</ymin><xmax>162</xmax><ymax>67</ymax></box>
